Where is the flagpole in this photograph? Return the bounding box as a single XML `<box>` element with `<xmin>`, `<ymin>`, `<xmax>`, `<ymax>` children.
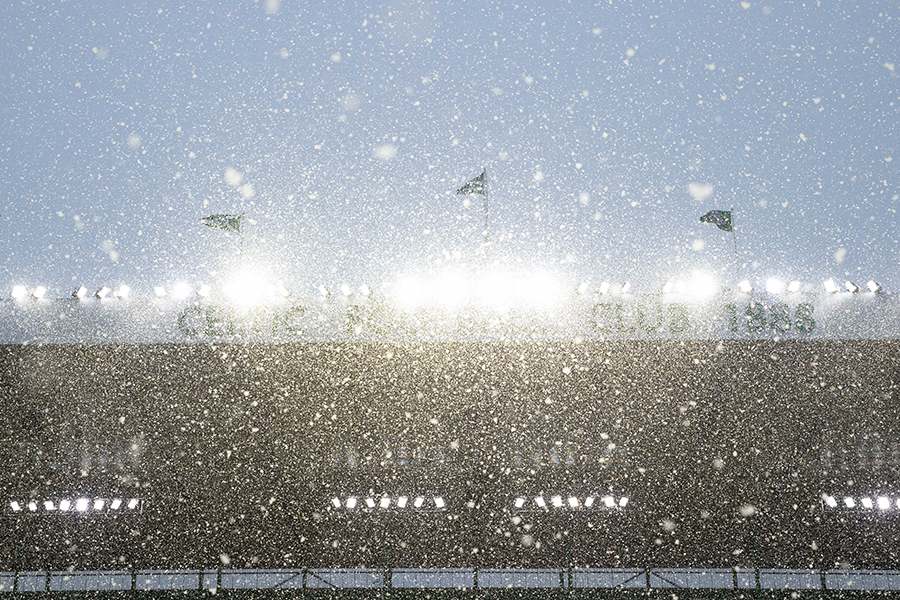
<box><xmin>730</xmin><ymin>206</ymin><xmax>739</xmax><ymax>288</ymax></box>
<box><xmin>482</xmin><ymin>168</ymin><xmax>489</xmax><ymax>262</ymax></box>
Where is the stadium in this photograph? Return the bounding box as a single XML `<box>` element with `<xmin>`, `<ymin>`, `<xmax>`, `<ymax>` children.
<box><xmin>1</xmin><ymin>278</ymin><xmax>899</xmax><ymax>597</ymax></box>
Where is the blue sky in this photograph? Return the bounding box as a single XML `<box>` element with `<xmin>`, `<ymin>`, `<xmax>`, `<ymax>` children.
<box><xmin>1</xmin><ymin>0</ymin><xmax>897</xmax><ymax>298</ymax></box>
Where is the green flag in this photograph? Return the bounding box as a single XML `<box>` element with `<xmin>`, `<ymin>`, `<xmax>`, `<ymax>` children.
<box><xmin>200</xmin><ymin>214</ymin><xmax>242</xmax><ymax>233</ymax></box>
<box><xmin>456</xmin><ymin>170</ymin><xmax>486</xmax><ymax>195</ymax></box>
<box><xmin>700</xmin><ymin>210</ymin><xmax>732</xmax><ymax>232</ymax></box>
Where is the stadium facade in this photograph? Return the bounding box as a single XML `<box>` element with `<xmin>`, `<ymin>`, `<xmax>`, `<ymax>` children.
<box><xmin>1</xmin><ymin>290</ymin><xmax>899</xmax><ymax>595</ymax></box>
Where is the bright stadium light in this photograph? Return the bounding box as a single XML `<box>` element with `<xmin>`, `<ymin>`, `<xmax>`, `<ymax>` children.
<box><xmin>10</xmin><ymin>501</ymin><xmax>21</xmax><ymax>512</ymax></box>
<box><xmin>584</xmin><ymin>497</ymin><xmax>595</xmax><ymax>508</ymax></box>
<box><xmin>434</xmin><ymin>497</ymin><xmax>445</xmax><ymax>509</ymax></box>
<box><xmin>397</xmin><ymin>496</ymin><xmax>408</xmax><ymax>508</ymax></box>
<box><xmin>44</xmin><ymin>501</ymin><xmax>56</xmax><ymax>511</ymax></box>
<box><xmin>844</xmin><ymin>497</ymin><xmax>856</xmax><ymax>508</ymax></box>
<box><xmin>867</xmin><ymin>280</ymin><xmax>882</xmax><ymax>293</ymax></box>
<box><xmin>331</xmin><ymin>498</ymin><xmax>341</xmax><ymax>509</ymax></box>
<box><xmin>171</xmin><ymin>283</ymin><xmax>192</xmax><ymax>300</ymax></box>
<box><xmin>602</xmin><ymin>496</ymin><xmax>616</xmax><ymax>508</ymax></box>
<box><xmin>514</xmin><ymin>497</ymin><xmax>526</xmax><ymax>509</ymax></box>
<box><xmin>568</xmin><ymin>496</ymin><xmax>579</xmax><ymax>508</ymax></box>
<box><xmin>359</xmin><ymin>284</ymin><xmax>372</xmax><ymax>297</ymax></box>
<box><xmin>766</xmin><ymin>278</ymin><xmax>785</xmax><ymax>294</ymax></box>
<box><xmin>11</xmin><ymin>285</ymin><xmax>28</xmax><ymax>300</ymax></box>
<box><xmin>379</xmin><ymin>497</ymin><xmax>390</xmax><ymax>508</ymax></box>
<box><xmin>662</xmin><ymin>280</ymin><xmax>674</xmax><ymax>294</ymax></box>
<box><xmin>340</xmin><ymin>284</ymin><xmax>353</xmax><ymax>297</ymax></box>
<box><xmin>845</xmin><ymin>281</ymin><xmax>860</xmax><ymax>293</ymax></box>
<box><xmin>32</xmin><ymin>286</ymin><xmax>47</xmax><ymax>299</ymax></box>
<box><xmin>93</xmin><ymin>499</ymin><xmax>105</xmax><ymax>511</ymax></box>
<box><xmin>619</xmin><ymin>497</ymin><xmax>629</xmax><ymax>507</ymax></box>
<box><xmin>823</xmin><ymin>279</ymin><xmax>839</xmax><ymax>294</ymax></box>
<box><xmin>413</xmin><ymin>497</ymin><xmax>424</xmax><ymax>508</ymax></box>
<box><xmin>75</xmin><ymin>498</ymin><xmax>90</xmax><ymax>512</ymax></box>
<box><xmin>110</xmin><ymin>499</ymin><xmax>123</xmax><ymax>510</ymax></box>
<box><xmin>822</xmin><ymin>494</ymin><xmax>838</xmax><ymax>508</ymax></box>
<box><xmin>73</xmin><ymin>285</ymin><xmax>88</xmax><ymax>299</ymax></box>
<box><xmin>197</xmin><ymin>284</ymin><xmax>212</xmax><ymax>298</ymax></box>
<box><xmin>59</xmin><ymin>500</ymin><xmax>71</xmax><ymax>512</ymax></box>
<box><xmin>598</xmin><ymin>281</ymin><xmax>610</xmax><ymax>295</ymax></box>
<box><xmin>365</xmin><ymin>498</ymin><xmax>376</xmax><ymax>509</ymax></box>
<box><xmin>127</xmin><ymin>499</ymin><xmax>140</xmax><ymax>510</ymax></box>
<box><xmin>620</xmin><ymin>282</ymin><xmax>631</xmax><ymax>295</ymax></box>
<box><xmin>877</xmin><ymin>497</ymin><xmax>890</xmax><ymax>510</ymax></box>
<box><xmin>551</xmin><ymin>495</ymin><xmax>564</xmax><ymax>508</ymax></box>
<box><xmin>345</xmin><ymin>497</ymin><xmax>357</xmax><ymax>509</ymax></box>
<box><xmin>861</xmin><ymin>498</ymin><xmax>874</xmax><ymax>509</ymax></box>
<box><xmin>114</xmin><ymin>285</ymin><xmax>131</xmax><ymax>299</ymax></box>
<box><xmin>27</xmin><ymin>502</ymin><xmax>37</xmax><ymax>512</ymax></box>
<box><xmin>577</xmin><ymin>281</ymin><xmax>590</xmax><ymax>295</ymax></box>
<box><xmin>534</xmin><ymin>496</ymin><xmax>546</xmax><ymax>508</ymax></box>
<box><xmin>738</xmin><ymin>280</ymin><xmax>753</xmax><ymax>294</ymax></box>
<box><xmin>153</xmin><ymin>286</ymin><xmax>167</xmax><ymax>298</ymax></box>
<box><xmin>687</xmin><ymin>271</ymin><xmax>717</xmax><ymax>299</ymax></box>
<box><xmin>94</xmin><ymin>286</ymin><xmax>111</xmax><ymax>299</ymax></box>
<box><xmin>787</xmin><ymin>280</ymin><xmax>802</xmax><ymax>293</ymax></box>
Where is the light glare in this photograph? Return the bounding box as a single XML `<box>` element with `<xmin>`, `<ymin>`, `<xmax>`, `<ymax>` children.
<box><xmin>765</xmin><ymin>278</ymin><xmax>785</xmax><ymax>294</ymax></box>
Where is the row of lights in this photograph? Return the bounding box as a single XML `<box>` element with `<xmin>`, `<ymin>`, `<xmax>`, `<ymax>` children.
<box><xmin>822</xmin><ymin>495</ymin><xmax>900</xmax><ymax>510</ymax></box>
<box><xmin>514</xmin><ymin>495</ymin><xmax>629</xmax><ymax>510</ymax></box>
<box><xmin>9</xmin><ymin>498</ymin><xmax>142</xmax><ymax>514</ymax></box>
<box><xmin>330</xmin><ymin>496</ymin><xmax>446</xmax><ymax>510</ymax></box>
<box><xmin>737</xmin><ymin>279</ymin><xmax>883</xmax><ymax>295</ymax></box>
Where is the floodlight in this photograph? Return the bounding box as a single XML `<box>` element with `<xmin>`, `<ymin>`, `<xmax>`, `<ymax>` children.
<box><xmin>197</xmin><ymin>284</ymin><xmax>211</xmax><ymax>298</ymax></box>
<box><xmin>434</xmin><ymin>497</ymin><xmax>445</xmax><ymax>509</ymax></box>
<box><xmin>867</xmin><ymin>280</ymin><xmax>882</xmax><ymax>293</ymax></box>
<box><xmin>896</xmin><ymin>499</ymin><xmax>900</xmax><ymax>509</ymax></box>
<box><xmin>59</xmin><ymin>500</ymin><xmax>71</xmax><ymax>512</ymax></box>
<box><xmin>331</xmin><ymin>498</ymin><xmax>341</xmax><ymax>509</ymax></box>
<box><xmin>787</xmin><ymin>281</ymin><xmax>802</xmax><ymax>293</ymax></box>
<box><xmin>584</xmin><ymin>497</ymin><xmax>595</xmax><ymax>508</ymax></box>
<box><xmin>535</xmin><ymin>496</ymin><xmax>546</xmax><ymax>508</ymax></box>
<box><xmin>359</xmin><ymin>284</ymin><xmax>372</xmax><ymax>297</ymax></box>
<box><xmin>551</xmin><ymin>495</ymin><xmax>563</xmax><ymax>508</ymax></box>
<box><xmin>32</xmin><ymin>286</ymin><xmax>47</xmax><ymax>299</ymax></box>
<box><xmin>153</xmin><ymin>286</ymin><xmax>167</xmax><ymax>298</ymax></box>
<box><xmin>93</xmin><ymin>499</ymin><xmax>105</xmax><ymax>511</ymax></box>
<box><xmin>44</xmin><ymin>501</ymin><xmax>56</xmax><ymax>511</ymax></box>
<box><xmin>110</xmin><ymin>499</ymin><xmax>122</xmax><ymax>510</ymax></box>
<box><xmin>598</xmin><ymin>282</ymin><xmax>610</xmax><ymax>295</ymax></box>
<box><xmin>662</xmin><ymin>280</ymin><xmax>674</xmax><ymax>294</ymax></box>
<box><xmin>861</xmin><ymin>498</ymin><xmax>874</xmax><ymax>509</ymax></box>
<box><xmin>414</xmin><ymin>497</ymin><xmax>424</xmax><ymax>508</ymax></box>
<box><xmin>514</xmin><ymin>497</ymin><xmax>526</xmax><ymax>509</ymax></box>
<box><xmin>397</xmin><ymin>496</ymin><xmax>408</xmax><ymax>508</ymax></box>
<box><xmin>318</xmin><ymin>285</ymin><xmax>330</xmax><ymax>298</ymax></box>
<box><xmin>823</xmin><ymin>495</ymin><xmax>838</xmax><ymax>508</ymax></box>
<box><xmin>823</xmin><ymin>279</ymin><xmax>838</xmax><ymax>294</ymax></box>
<box><xmin>379</xmin><ymin>497</ymin><xmax>390</xmax><ymax>508</ymax></box>
<box><xmin>275</xmin><ymin>283</ymin><xmax>291</xmax><ymax>298</ymax></box>
<box><xmin>10</xmin><ymin>501</ymin><xmax>21</xmax><ymax>512</ymax></box>
<box><xmin>365</xmin><ymin>498</ymin><xmax>376</xmax><ymax>508</ymax></box>
<box><xmin>94</xmin><ymin>286</ymin><xmax>111</xmax><ymax>299</ymax></box>
<box><xmin>346</xmin><ymin>497</ymin><xmax>357</xmax><ymax>509</ymax></box>
<box><xmin>11</xmin><ymin>286</ymin><xmax>28</xmax><ymax>300</ymax></box>
<box><xmin>844</xmin><ymin>497</ymin><xmax>855</xmax><ymax>508</ymax></box>
<box><xmin>620</xmin><ymin>282</ymin><xmax>631</xmax><ymax>295</ymax></box>
<box><xmin>75</xmin><ymin>498</ymin><xmax>90</xmax><ymax>512</ymax></box>
<box><xmin>27</xmin><ymin>502</ymin><xmax>37</xmax><ymax>512</ymax></box>
<box><xmin>114</xmin><ymin>285</ymin><xmax>131</xmax><ymax>299</ymax></box>
<box><xmin>602</xmin><ymin>496</ymin><xmax>616</xmax><ymax>508</ymax></box>
<box><xmin>845</xmin><ymin>281</ymin><xmax>859</xmax><ymax>293</ymax></box>
<box><xmin>340</xmin><ymin>284</ymin><xmax>353</xmax><ymax>297</ymax></box>
<box><xmin>171</xmin><ymin>283</ymin><xmax>191</xmax><ymax>299</ymax></box>
<box><xmin>73</xmin><ymin>285</ymin><xmax>88</xmax><ymax>299</ymax></box>
<box><xmin>738</xmin><ymin>280</ymin><xmax>753</xmax><ymax>294</ymax></box>
<box><xmin>765</xmin><ymin>278</ymin><xmax>785</xmax><ymax>294</ymax></box>
<box><xmin>877</xmin><ymin>497</ymin><xmax>890</xmax><ymax>510</ymax></box>
<box><xmin>568</xmin><ymin>496</ymin><xmax>579</xmax><ymax>508</ymax></box>
<box><xmin>127</xmin><ymin>499</ymin><xmax>139</xmax><ymax>510</ymax></box>
<box><xmin>619</xmin><ymin>497</ymin><xmax>629</xmax><ymax>507</ymax></box>
<box><xmin>577</xmin><ymin>281</ymin><xmax>590</xmax><ymax>295</ymax></box>
<box><xmin>688</xmin><ymin>271</ymin><xmax>717</xmax><ymax>298</ymax></box>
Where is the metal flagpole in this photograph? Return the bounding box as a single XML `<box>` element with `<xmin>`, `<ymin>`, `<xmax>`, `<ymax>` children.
<box><xmin>482</xmin><ymin>168</ymin><xmax>489</xmax><ymax>261</ymax></box>
<box><xmin>731</xmin><ymin>206</ymin><xmax>739</xmax><ymax>287</ymax></box>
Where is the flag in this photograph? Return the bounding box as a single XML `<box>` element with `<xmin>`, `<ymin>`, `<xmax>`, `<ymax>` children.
<box><xmin>200</xmin><ymin>214</ymin><xmax>242</xmax><ymax>233</ymax></box>
<box><xmin>700</xmin><ymin>210</ymin><xmax>732</xmax><ymax>232</ymax></box>
<box><xmin>456</xmin><ymin>170</ymin><xmax>486</xmax><ymax>195</ymax></box>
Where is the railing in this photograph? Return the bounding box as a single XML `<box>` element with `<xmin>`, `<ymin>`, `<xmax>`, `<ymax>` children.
<box><xmin>2</xmin><ymin>567</ymin><xmax>900</xmax><ymax>593</ymax></box>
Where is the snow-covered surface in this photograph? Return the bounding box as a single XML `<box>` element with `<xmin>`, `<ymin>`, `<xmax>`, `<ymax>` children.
<box><xmin>0</xmin><ymin>292</ymin><xmax>895</xmax><ymax>344</ymax></box>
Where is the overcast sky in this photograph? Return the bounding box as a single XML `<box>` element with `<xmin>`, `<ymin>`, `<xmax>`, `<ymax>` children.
<box><xmin>1</xmin><ymin>0</ymin><xmax>897</xmax><ymax>298</ymax></box>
